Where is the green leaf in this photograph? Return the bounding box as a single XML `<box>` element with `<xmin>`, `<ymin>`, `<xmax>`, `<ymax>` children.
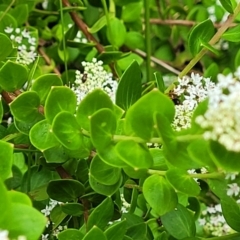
<box><xmin>0</xmin><ymin>12</ymin><xmax>17</xmax><ymax>32</ymax></box>
<box><xmin>116</xmin><ymin>60</ymin><xmax>142</xmax><ymax>111</ymax></box>
<box><xmin>125</xmin><ymin>89</ymin><xmax>175</xmax><ymax>140</ymax></box>
<box><xmin>8</xmin><ymin>191</ymin><xmax>32</xmax><ymax>206</ymax></box>
<box><xmin>90</xmin><ymin>108</ymin><xmax>116</xmax><ymax>149</ymax></box>
<box><xmin>105</xmin><ymin>220</ymin><xmax>127</xmax><ymax>240</ymax></box>
<box><xmin>219</xmin><ymin>0</ymin><xmax>234</xmax><ymax>13</ymax></box>
<box><xmin>143</xmin><ymin>174</ymin><xmax>178</xmax><ymax>216</ymax></box>
<box><xmin>31</xmin><ymin>74</ymin><xmax>63</xmax><ymax>104</ymax></box>
<box><xmin>88</xmin><ymin>15</ymin><xmax>107</xmax><ymax>33</ymax></box>
<box><xmin>124</xmin><ymin>31</ymin><xmax>145</xmax><ymax>50</ymax></box>
<box><xmin>121</xmin><ymin>2</ymin><xmax>142</xmax><ymax>22</ymax></box>
<box><xmin>58</xmin><ymin>229</ymin><xmax>84</xmax><ymax>240</ymax></box>
<box><xmin>6</xmin><ymin>203</ymin><xmax>46</xmax><ymax>240</ymax></box>
<box><xmin>30</xmin><ymin>119</ymin><xmax>59</xmax><ymax>151</ymax></box>
<box><xmin>98</xmin><ymin>144</ymin><xmax>128</xmax><ymax>167</ymax></box>
<box><xmin>45</xmin><ymin>86</ymin><xmax>77</xmax><ymax>124</ymax></box>
<box><xmin>10</xmin><ymin>91</ymin><xmax>43</xmax><ymax>123</ymax></box>
<box><xmin>0</xmin><ymin>99</ymin><xmax>2</xmax><ymax>123</ymax></box>
<box><xmin>50</xmin><ymin>204</ymin><xmax>67</xmax><ymax>228</ymax></box>
<box><xmin>0</xmin><ymin>33</ymin><xmax>13</xmax><ymax>61</ymax></box>
<box><xmin>47</xmin><ymin>179</ymin><xmax>85</xmax><ymax>202</ymax></box>
<box><xmin>76</xmin><ymin>89</ymin><xmax>113</xmax><ymax>130</ymax></box>
<box><xmin>210</xmin><ymin>141</ymin><xmax>240</xmax><ymax>171</ymax></box>
<box><xmin>116</xmin><ymin>140</ymin><xmax>153</xmax><ymax>169</ymax></box>
<box><xmin>126</xmin><ymin>222</ymin><xmax>148</xmax><ymax>239</ymax></box>
<box><xmin>0</xmin><ymin>141</ymin><xmax>13</xmax><ymax>181</ymax></box>
<box><xmin>52</xmin><ymin>111</ymin><xmax>83</xmax><ymax>150</ymax></box>
<box><xmin>188</xmin><ymin>19</ymin><xmax>215</xmax><ymax>56</ymax></box>
<box><xmin>0</xmin><ymin>180</ymin><xmax>11</xmax><ymax>226</ymax></box>
<box><xmin>10</xmin><ymin>4</ymin><xmax>28</xmax><ymax>25</ymax></box>
<box><xmin>90</xmin><ymin>154</ymin><xmax>121</xmax><ymax>185</ymax></box>
<box><xmin>0</xmin><ymin>61</ymin><xmax>28</xmax><ymax>92</ymax></box>
<box><xmin>161</xmin><ymin>204</ymin><xmax>196</xmax><ymax>239</ymax></box>
<box><xmin>61</xmin><ymin>203</ymin><xmax>84</xmax><ymax>217</ymax></box>
<box><xmin>154</xmin><ymin>72</ymin><xmax>165</xmax><ymax>93</ymax></box>
<box><xmin>166</xmin><ymin>169</ymin><xmax>200</xmax><ymax>196</ymax></box>
<box><xmin>89</xmin><ymin>174</ymin><xmax>121</xmax><ymax>196</ymax></box>
<box><xmin>222</xmin><ymin>24</ymin><xmax>240</xmax><ymax>42</ymax></box>
<box><xmin>221</xmin><ymin>196</ymin><xmax>240</xmax><ymax>231</ymax></box>
<box><xmin>83</xmin><ymin>226</ymin><xmax>107</xmax><ymax>240</ymax></box>
<box><xmin>43</xmin><ymin>145</ymin><xmax>69</xmax><ymax>163</ymax></box>
<box><xmin>87</xmin><ymin>197</ymin><xmax>114</xmax><ymax>230</ymax></box>
<box><xmin>106</xmin><ymin>17</ymin><xmax>127</xmax><ymax>48</ymax></box>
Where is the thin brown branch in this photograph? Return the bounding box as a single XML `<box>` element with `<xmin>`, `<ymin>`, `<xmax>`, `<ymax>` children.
<box><xmin>150</xmin><ymin>19</ymin><xmax>237</xmax><ymax>28</ymax></box>
<box><xmin>56</xmin><ymin>166</ymin><xmax>72</xmax><ymax>179</ymax></box>
<box><xmin>1</xmin><ymin>91</ymin><xmax>16</xmax><ymax>104</ymax></box>
<box><xmin>38</xmin><ymin>47</ymin><xmax>61</xmax><ymax>76</ymax></box>
<box><xmin>134</xmin><ymin>49</ymin><xmax>181</xmax><ymax>75</ymax></box>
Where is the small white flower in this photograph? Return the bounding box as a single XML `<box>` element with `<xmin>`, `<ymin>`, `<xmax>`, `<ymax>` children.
<box><xmin>4</xmin><ymin>26</ymin><xmax>13</xmax><ymax>34</ymax></box>
<box><xmin>227</xmin><ymin>183</ymin><xmax>240</xmax><ymax>196</ymax></box>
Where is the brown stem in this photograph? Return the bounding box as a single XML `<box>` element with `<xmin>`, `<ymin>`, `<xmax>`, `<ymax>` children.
<box><xmin>38</xmin><ymin>47</ymin><xmax>61</xmax><ymax>76</ymax></box>
<box><xmin>150</xmin><ymin>19</ymin><xmax>237</xmax><ymax>28</ymax></box>
<box><xmin>1</xmin><ymin>91</ymin><xmax>16</xmax><ymax>104</ymax></box>
<box><xmin>56</xmin><ymin>166</ymin><xmax>72</xmax><ymax>179</ymax></box>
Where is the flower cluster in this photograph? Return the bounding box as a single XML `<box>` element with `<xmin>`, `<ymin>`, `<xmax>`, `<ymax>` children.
<box><xmin>195</xmin><ymin>68</ymin><xmax>240</xmax><ymax>152</ymax></box>
<box><xmin>198</xmin><ymin>204</ymin><xmax>232</xmax><ymax>237</ymax></box>
<box><xmin>72</xmin><ymin>58</ymin><xmax>118</xmax><ymax>104</ymax></box>
<box><xmin>172</xmin><ymin>73</ymin><xmax>215</xmax><ymax>131</ymax></box>
<box><xmin>0</xmin><ymin>230</ymin><xmax>26</xmax><ymax>240</ymax></box>
<box><xmin>41</xmin><ymin>199</ymin><xmax>67</xmax><ymax>240</ymax></box>
<box><xmin>4</xmin><ymin>26</ymin><xmax>37</xmax><ymax>65</ymax></box>
<box><xmin>68</xmin><ymin>24</ymin><xmax>88</xmax><ymax>44</ymax></box>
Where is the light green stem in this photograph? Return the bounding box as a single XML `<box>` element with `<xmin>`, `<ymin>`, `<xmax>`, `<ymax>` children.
<box><xmin>144</xmin><ymin>0</ymin><xmax>151</xmax><ymax>82</ymax></box>
<box><xmin>179</xmin><ymin>3</ymin><xmax>240</xmax><ymax>78</ymax></box>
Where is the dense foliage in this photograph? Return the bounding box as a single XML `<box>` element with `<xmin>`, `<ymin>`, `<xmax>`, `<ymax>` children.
<box><xmin>1</xmin><ymin>0</ymin><xmax>240</xmax><ymax>240</ymax></box>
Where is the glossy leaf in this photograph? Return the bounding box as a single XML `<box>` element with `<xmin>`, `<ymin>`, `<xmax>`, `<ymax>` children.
<box><xmin>58</xmin><ymin>229</ymin><xmax>84</xmax><ymax>240</ymax></box>
<box><xmin>188</xmin><ymin>19</ymin><xmax>215</xmax><ymax>56</ymax></box>
<box><xmin>0</xmin><ymin>61</ymin><xmax>28</xmax><ymax>92</ymax></box>
<box><xmin>52</xmin><ymin>111</ymin><xmax>83</xmax><ymax>150</ymax></box>
<box><xmin>166</xmin><ymin>169</ymin><xmax>201</xmax><ymax>196</ymax></box>
<box><xmin>221</xmin><ymin>196</ymin><xmax>240</xmax><ymax>231</ymax></box>
<box><xmin>219</xmin><ymin>0</ymin><xmax>233</xmax><ymax>13</ymax></box>
<box><xmin>43</xmin><ymin>145</ymin><xmax>69</xmax><ymax>163</ymax></box>
<box><xmin>83</xmin><ymin>226</ymin><xmax>107</xmax><ymax>240</ymax></box>
<box><xmin>126</xmin><ymin>222</ymin><xmax>148</xmax><ymax>239</ymax></box>
<box><xmin>76</xmin><ymin>89</ymin><xmax>113</xmax><ymax>130</ymax></box>
<box><xmin>30</xmin><ymin>119</ymin><xmax>59</xmax><ymax>151</ymax></box>
<box><xmin>45</xmin><ymin>86</ymin><xmax>77</xmax><ymax>124</ymax></box>
<box><xmin>87</xmin><ymin>197</ymin><xmax>114</xmax><ymax>230</ymax></box>
<box><xmin>125</xmin><ymin>89</ymin><xmax>175</xmax><ymax>140</ymax></box>
<box><xmin>222</xmin><ymin>24</ymin><xmax>240</xmax><ymax>42</ymax></box>
<box><xmin>89</xmin><ymin>174</ymin><xmax>121</xmax><ymax>196</ymax></box>
<box><xmin>0</xmin><ymin>180</ymin><xmax>11</xmax><ymax>226</ymax></box>
<box><xmin>31</xmin><ymin>74</ymin><xmax>63</xmax><ymax>104</ymax></box>
<box><xmin>0</xmin><ymin>141</ymin><xmax>13</xmax><ymax>181</ymax></box>
<box><xmin>61</xmin><ymin>203</ymin><xmax>84</xmax><ymax>217</ymax></box>
<box><xmin>0</xmin><ymin>33</ymin><xmax>13</xmax><ymax>61</ymax></box>
<box><xmin>143</xmin><ymin>174</ymin><xmax>178</xmax><ymax>216</ymax></box>
<box><xmin>88</xmin><ymin>15</ymin><xmax>107</xmax><ymax>33</ymax></box>
<box><xmin>116</xmin><ymin>60</ymin><xmax>142</xmax><ymax>111</ymax></box>
<box><xmin>47</xmin><ymin>179</ymin><xmax>85</xmax><ymax>202</ymax></box>
<box><xmin>90</xmin><ymin>154</ymin><xmax>121</xmax><ymax>185</ymax></box>
<box><xmin>10</xmin><ymin>91</ymin><xmax>43</xmax><ymax>123</ymax></box>
<box><xmin>116</xmin><ymin>140</ymin><xmax>153</xmax><ymax>169</ymax></box>
<box><xmin>161</xmin><ymin>204</ymin><xmax>196</xmax><ymax>239</ymax></box>
<box><xmin>105</xmin><ymin>219</ymin><xmax>127</xmax><ymax>240</ymax></box>
<box><xmin>90</xmin><ymin>108</ymin><xmax>116</xmax><ymax>150</ymax></box>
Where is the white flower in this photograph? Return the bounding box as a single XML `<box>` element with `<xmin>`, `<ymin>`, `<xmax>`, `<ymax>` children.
<box><xmin>227</xmin><ymin>183</ymin><xmax>240</xmax><ymax>196</ymax></box>
<box><xmin>0</xmin><ymin>230</ymin><xmax>9</xmax><ymax>240</ymax></box>
<box><xmin>4</xmin><ymin>26</ymin><xmax>13</xmax><ymax>34</ymax></box>
<box><xmin>225</xmin><ymin>172</ymin><xmax>238</xmax><ymax>181</ymax></box>
<box><xmin>42</xmin><ymin>234</ymin><xmax>49</xmax><ymax>240</ymax></box>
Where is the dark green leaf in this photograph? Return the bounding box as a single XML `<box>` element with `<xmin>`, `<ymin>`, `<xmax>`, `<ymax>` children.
<box><xmin>47</xmin><ymin>179</ymin><xmax>85</xmax><ymax>202</ymax></box>
<box><xmin>116</xmin><ymin>61</ymin><xmax>142</xmax><ymax>111</ymax></box>
<box><xmin>45</xmin><ymin>86</ymin><xmax>77</xmax><ymax>124</ymax></box>
<box><xmin>61</xmin><ymin>203</ymin><xmax>84</xmax><ymax>216</ymax></box>
<box><xmin>161</xmin><ymin>204</ymin><xmax>196</xmax><ymax>239</ymax></box>
<box><xmin>219</xmin><ymin>0</ymin><xmax>233</xmax><ymax>13</ymax></box>
<box><xmin>43</xmin><ymin>145</ymin><xmax>69</xmax><ymax>163</ymax></box>
<box><xmin>143</xmin><ymin>174</ymin><xmax>178</xmax><ymax>216</ymax></box>
<box><xmin>58</xmin><ymin>229</ymin><xmax>84</xmax><ymax>240</ymax></box>
<box><xmin>76</xmin><ymin>89</ymin><xmax>113</xmax><ymax>131</ymax></box>
<box><xmin>52</xmin><ymin>111</ymin><xmax>83</xmax><ymax>150</ymax></box>
<box><xmin>0</xmin><ymin>33</ymin><xmax>13</xmax><ymax>61</ymax></box>
<box><xmin>83</xmin><ymin>226</ymin><xmax>107</xmax><ymax>240</ymax></box>
<box><xmin>188</xmin><ymin>19</ymin><xmax>215</xmax><ymax>56</ymax></box>
<box><xmin>126</xmin><ymin>222</ymin><xmax>147</xmax><ymax>239</ymax></box>
<box><xmin>90</xmin><ymin>154</ymin><xmax>121</xmax><ymax>185</ymax></box>
<box><xmin>87</xmin><ymin>197</ymin><xmax>114</xmax><ymax>230</ymax></box>
<box><xmin>105</xmin><ymin>220</ymin><xmax>127</xmax><ymax>240</ymax></box>
<box><xmin>154</xmin><ymin>72</ymin><xmax>165</xmax><ymax>93</ymax></box>
<box><xmin>0</xmin><ymin>61</ymin><xmax>28</xmax><ymax>92</ymax></box>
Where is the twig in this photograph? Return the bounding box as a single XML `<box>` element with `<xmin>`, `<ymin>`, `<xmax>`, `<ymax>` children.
<box><xmin>134</xmin><ymin>49</ymin><xmax>181</xmax><ymax>75</ymax></box>
<box><xmin>38</xmin><ymin>47</ymin><xmax>61</xmax><ymax>76</ymax></box>
<box><xmin>150</xmin><ymin>18</ymin><xmax>237</xmax><ymax>28</ymax></box>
